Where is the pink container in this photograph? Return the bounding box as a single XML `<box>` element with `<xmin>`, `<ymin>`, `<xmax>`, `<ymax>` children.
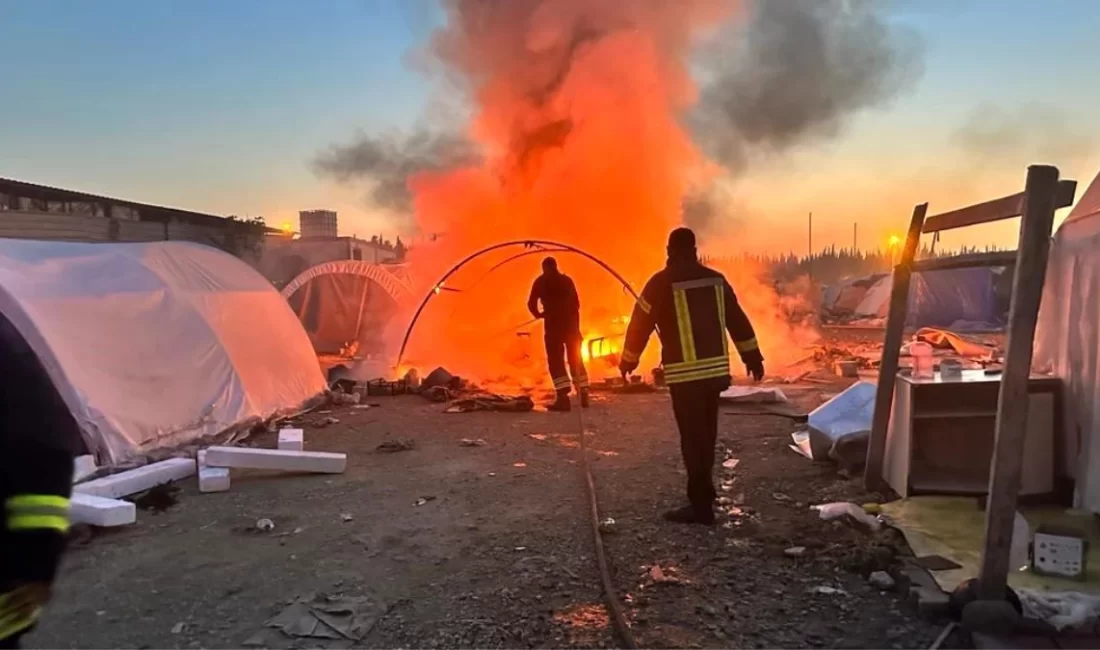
<box><xmin>909</xmin><ymin>341</ymin><xmax>934</xmax><ymax>378</ymax></box>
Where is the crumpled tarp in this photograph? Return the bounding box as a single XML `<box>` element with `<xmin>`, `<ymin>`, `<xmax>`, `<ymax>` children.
<box><xmin>445</xmin><ymin>393</ymin><xmax>535</xmax><ymax>413</ymax></box>
<box><xmin>913</xmin><ymin>327</ymin><xmax>993</xmax><ymax>357</ymax></box>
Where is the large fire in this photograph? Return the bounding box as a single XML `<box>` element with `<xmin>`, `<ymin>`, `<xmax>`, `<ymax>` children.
<box><xmin>394</xmin><ymin>0</ymin><xmax>816</xmax><ymax>386</ymax></box>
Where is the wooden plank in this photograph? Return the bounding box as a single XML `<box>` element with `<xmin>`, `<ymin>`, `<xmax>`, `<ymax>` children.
<box><xmin>912</xmin><ymin>251</ymin><xmax>1018</xmax><ymax>272</ymax></box>
<box><xmin>977</xmin><ymin>165</ymin><xmax>1062</xmax><ymax>600</ymax></box>
<box><xmin>863</xmin><ymin>203</ymin><xmax>928</xmax><ymax>489</ymax></box>
<box><xmin>922</xmin><ymin>180</ymin><xmax>1075</xmax><ymax>233</ymax></box>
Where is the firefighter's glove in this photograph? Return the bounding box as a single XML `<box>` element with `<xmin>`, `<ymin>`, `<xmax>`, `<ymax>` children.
<box><xmin>618</xmin><ymin>358</ymin><xmax>639</xmax><ymax>377</ymax></box>
<box><xmin>743</xmin><ymin>351</ymin><xmax>765</xmax><ymax>382</ymax></box>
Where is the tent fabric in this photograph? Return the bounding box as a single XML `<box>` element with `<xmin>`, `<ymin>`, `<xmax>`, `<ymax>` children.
<box><xmin>0</xmin><ymin>239</ymin><xmax>326</xmax><ymax>463</ymax></box>
<box><xmin>1035</xmin><ymin>170</ymin><xmax>1100</xmax><ymax>512</ymax></box>
<box><xmin>850</xmin><ymin>268</ymin><xmax>1000</xmax><ymax>328</ymax></box>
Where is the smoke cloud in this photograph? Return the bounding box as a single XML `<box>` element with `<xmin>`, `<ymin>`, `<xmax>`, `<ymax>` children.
<box><xmin>693</xmin><ymin>0</ymin><xmax>923</xmax><ymax>171</ymax></box>
<box><xmin>954</xmin><ymin>104</ymin><xmax>1095</xmax><ymax>168</ymax></box>
<box><xmin>312</xmin><ymin>128</ymin><xmax>480</xmax><ymax>217</ymax></box>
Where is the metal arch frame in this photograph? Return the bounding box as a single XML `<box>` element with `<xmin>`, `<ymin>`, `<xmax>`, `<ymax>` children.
<box><xmin>280</xmin><ymin>260</ymin><xmax>415</xmax><ymax>302</ymax></box>
<box><xmin>396</xmin><ymin>240</ymin><xmax>641</xmax><ymax>366</ymax></box>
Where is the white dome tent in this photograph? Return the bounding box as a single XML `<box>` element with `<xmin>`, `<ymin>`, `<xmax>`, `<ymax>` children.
<box><xmin>0</xmin><ymin>239</ymin><xmax>326</xmax><ymax>464</ymax></box>
<box><xmin>1035</xmin><ymin>168</ymin><xmax>1100</xmax><ymax>512</ymax></box>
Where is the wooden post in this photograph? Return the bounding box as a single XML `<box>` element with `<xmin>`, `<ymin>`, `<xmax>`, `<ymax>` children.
<box><xmin>863</xmin><ymin>203</ymin><xmax>928</xmax><ymax>490</ymax></box>
<box><xmin>977</xmin><ymin>165</ymin><xmax>1061</xmax><ymax>600</ymax></box>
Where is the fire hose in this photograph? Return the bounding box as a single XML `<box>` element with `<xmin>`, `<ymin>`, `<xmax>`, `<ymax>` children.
<box><xmin>576</xmin><ymin>404</ymin><xmax>637</xmax><ymax>649</ymax></box>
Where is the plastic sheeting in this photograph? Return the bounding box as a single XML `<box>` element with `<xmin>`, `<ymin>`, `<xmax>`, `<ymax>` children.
<box><xmin>0</xmin><ymin>239</ymin><xmax>326</xmax><ymax>463</ymax></box>
<box><xmin>851</xmin><ymin>268</ymin><xmax>1000</xmax><ymax>328</ymax></box>
<box><xmin>286</xmin><ymin>272</ymin><xmax>399</xmax><ymax>356</ymax></box>
<box><xmin>1035</xmin><ymin>170</ymin><xmax>1100</xmax><ymax>512</ymax></box>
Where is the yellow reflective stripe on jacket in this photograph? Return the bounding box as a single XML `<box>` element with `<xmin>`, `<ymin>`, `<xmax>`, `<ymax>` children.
<box><xmin>8</xmin><ymin>514</ymin><xmax>69</xmax><ymax>533</ymax></box>
<box><xmin>715</xmin><ymin>285</ymin><xmax>729</xmax><ymax>355</ymax></box>
<box><xmin>5</xmin><ymin>493</ymin><xmax>70</xmax><ymax>533</ymax></box>
<box><xmin>636</xmin><ymin>295</ymin><xmax>652</xmax><ymax>314</ymax></box>
<box><xmin>665</xmin><ymin>364</ymin><xmax>730</xmax><ymax>384</ymax></box>
<box><xmin>672</xmin><ymin>288</ymin><xmax>696</xmax><ymax>362</ymax></box>
<box><xmin>664</xmin><ymin>355</ymin><xmax>729</xmax><ymax>372</ymax></box>
<box><xmin>621</xmin><ymin>348</ymin><xmax>640</xmax><ymax>364</ymax></box>
<box><xmin>0</xmin><ymin>588</ymin><xmax>41</xmax><ymax>641</ymax></box>
<box><xmin>6</xmin><ymin>495</ymin><xmax>69</xmax><ymax>510</ymax></box>
<box><xmin>734</xmin><ymin>337</ymin><xmax>760</xmax><ymax>353</ymax></box>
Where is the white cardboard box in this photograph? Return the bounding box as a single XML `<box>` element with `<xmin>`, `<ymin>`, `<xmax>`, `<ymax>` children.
<box><xmin>203</xmin><ymin>446</ymin><xmax>345</xmax><ymax>474</ymax></box>
<box><xmin>73</xmin><ymin>457</ymin><xmax>196</xmax><ymax>499</ymax></box>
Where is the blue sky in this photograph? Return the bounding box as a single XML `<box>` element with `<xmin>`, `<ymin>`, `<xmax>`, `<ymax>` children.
<box><xmin>1</xmin><ymin>0</ymin><xmax>1098</xmax><ymax>251</ymax></box>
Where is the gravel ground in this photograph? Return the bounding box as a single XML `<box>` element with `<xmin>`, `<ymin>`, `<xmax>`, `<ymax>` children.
<box><xmin>31</xmin><ymin>380</ymin><xmax>947</xmax><ymax>649</ymax></box>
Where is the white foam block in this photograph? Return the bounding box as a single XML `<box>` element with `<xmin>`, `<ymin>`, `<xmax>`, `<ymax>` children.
<box><xmin>73</xmin><ymin>455</ymin><xmax>97</xmax><ymax>483</ymax></box>
<box><xmin>74</xmin><ymin>457</ymin><xmax>196</xmax><ymax>499</ymax></box>
<box><xmin>69</xmin><ymin>493</ymin><xmax>136</xmax><ymax>527</ymax></box>
<box><xmin>278</xmin><ymin>429</ymin><xmax>304</xmax><ymax>451</ymax></box>
<box><xmin>204</xmin><ymin>446</ymin><xmax>345</xmax><ymax>474</ymax></box>
<box><xmin>199</xmin><ymin>466</ymin><xmax>231</xmax><ymax>493</ymax></box>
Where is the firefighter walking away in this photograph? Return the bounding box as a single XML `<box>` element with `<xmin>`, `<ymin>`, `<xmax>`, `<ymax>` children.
<box><xmin>618</xmin><ymin>228</ymin><xmax>764</xmax><ymax>525</ymax></box>
<box><xmin>528</xmin><ymin>257</ymin><xmax>590</xmax><ymax>411</ymax></box>
<box><xmin>0</xmin><ymin>315</ymin><xmax>81</xmax><ymax>648</ymax></box>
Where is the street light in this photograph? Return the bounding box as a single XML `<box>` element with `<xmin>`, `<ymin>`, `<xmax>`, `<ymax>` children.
<box><xmin>888</xmin><ymin>234</ymin><xmax>901</xmax><ymax>266</ymax></box>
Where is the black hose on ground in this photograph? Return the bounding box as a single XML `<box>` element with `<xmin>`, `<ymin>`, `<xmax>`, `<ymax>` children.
<box><xmin>576</xmin><ymin>407</ymin><xmax>638</xmax><ymax>649</ymax></box>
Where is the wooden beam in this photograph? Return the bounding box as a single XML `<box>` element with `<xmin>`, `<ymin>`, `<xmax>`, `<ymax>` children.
<box><xmin>864</xmin><ymin>203</ymin><xmax>928</xmax><ymax>490</ymax></box>
<box><xmin>977</xmin><ymin>165</ymin><xmax>1065</xmax><ymax>600</ymax></box>
<box><xmin>912</xmin><ymin>250</ymin><xmax>1018</xmax><ymax>273</ymax></box>
<box><xmin>922</xmin><ymin>180</ymin><xmax>1076</xmax><ymax>233</ymax></box>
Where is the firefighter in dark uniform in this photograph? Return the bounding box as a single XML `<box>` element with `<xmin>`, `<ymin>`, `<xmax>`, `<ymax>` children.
<box><xmin>528</xmin><ymin>257</ymin><xmax>590</xmax><ymax>411</ymax></box>
<box><xmin>0</xmin><ymin>316</ymin><xmax>81</xmax><ymax>648</ymax></box>
<box><xmin>619</xmin><ymin>228</ymin><xmax>764</xmax><ymax>525</ymax></box>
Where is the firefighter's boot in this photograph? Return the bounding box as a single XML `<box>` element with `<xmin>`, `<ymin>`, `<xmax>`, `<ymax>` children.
<box><xmin>547</xmin><ymin>390</ymin><xmax>572</xmax><ymax>412</ymax></box>
<box><xmin>580</xmin><ymin>389</ymin><xmax>590</xmax><ymax>409</ymax></box>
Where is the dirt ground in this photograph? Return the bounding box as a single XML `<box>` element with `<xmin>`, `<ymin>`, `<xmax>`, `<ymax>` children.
<box><xmin>29</xmin><ymin>367</ymin><xmax>954</xmax><ymax>650</ymax></box>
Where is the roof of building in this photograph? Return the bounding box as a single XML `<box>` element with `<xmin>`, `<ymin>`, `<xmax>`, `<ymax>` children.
<box><xmin>0</xmin><ymin>177</ymin><xmax>239</xmax><ymax>228</ymax></box>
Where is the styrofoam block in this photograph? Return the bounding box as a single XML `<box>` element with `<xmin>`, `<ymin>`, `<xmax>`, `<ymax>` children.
<box><xmin>73</xmin><ymin>455</ymin><xmax>97</xmax><ymax>483</ymax></box>
<box><xmin>199</xmin><ymin>466</ymin><xmax>231</xmax><ymax>493</ymax></box>
<box><xmin>278</xmin><ymin>429</ymin><xmax>304</xmax><ymax>451</ymax></box>
<box><xmin>73</xmin><ymin>457</ymin><xmax>196</xmax><ymax>499</ymax></box>
<box><xmin>203</xmin><ymin>446</ymin><xmax>345</xmax><ymax>474</ymax></box>
<box><xmin>69</xmin><ymin>493</ymin><xmax>136</xmax><ymax>527</ymax></box>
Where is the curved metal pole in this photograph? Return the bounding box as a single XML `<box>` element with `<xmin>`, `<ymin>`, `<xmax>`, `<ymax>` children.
<box><xmin>396</xmin><ymin>240</ymin><xmax>641</xmax><ymax>366</ymax></box>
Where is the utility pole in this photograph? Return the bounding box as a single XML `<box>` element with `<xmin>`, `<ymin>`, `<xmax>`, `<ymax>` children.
<box><xmin>853</xmin><ymin>222</ymin><xmax>858</xmax><ymax>253</ymax></box>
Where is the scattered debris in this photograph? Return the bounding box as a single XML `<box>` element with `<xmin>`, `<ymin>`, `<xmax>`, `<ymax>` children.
<box><xmin>340</xmin><ymin>513</ymin><xmax>354</xmax><ymax>522</ymax></box>
<box><xmin>458</xmin><ymin>438</ymin><xmax>487</xmax><ymax>447</ymax></box>
<box><xmin>352</xmin><ymin>404</ymin><xmax>376</xmax><ymax>410</ymax></box>
<box><xmin>868</xmin><ymin>571</ymin><xmax>896</xmax><ymax>590</ymax></box>
<box><xmin>72</xmin><ymin>454</ymin><xmax>98</xmax><ymax>484</ymax></box>
<box><xmin>311</xmin><ymin>416</ymin><xmax>341</xmax><ymax>428</ymax></box>
<box><xmin>648</xmin><ymin>565</ymin><xmax>681</xmax><ymax>584</ymax></box>
<box><xmin>811</xmin><ymin>502</ymin><xmax>882</xmax><ymax>532</ymax></box>
<box><xmin>598</xmin><ymin>518</ymin><xmax>617</xmax><ymax>534</ymax></box>
<box><xmin>331</xmin><ymin>391</ymin><xmax>361</xmax><ymax>406</ymax></box>
<box><xmin>806</xmin><ymin>381</ymin><xmax>875</xmax><ymax>462</ymax></box>
<box><xmin>375</xmin><ymin>439</ymin><xmax>416</xmax><ymax>453</ymax></box>
<box><xmin>513</xmin><ymin>461</ymin><xmax>527</xmax><ymax>468</ymax></box>
<box><xmin>265</xmin><ymin>592</ymin><xmax>387</xmax><ymax>642</ymax></box>
<box><xmin>171</xmin><ymin>622</ymin><xmax>186</xmax><ymax>635</ymax></box>
<box><xmin>527</xmin><ymin>433</ymin><xmax>548</xmax><ymax>441</ymax></box>
<box><xmin>414</xmin><ymin>496</ymin><xmax>436</xmax><ymax>507</ymax></box>
<box><xmin>719</xmin><ymin>386</ymin><xmax>788</xmax><ymax>404</ymax></box>
<box><xmin>772</xmin><ymin>492</ymin><xmax>792</xmax><ymax>502</ymax></box>
<box><xmin>444</xmin><ymin>393</ymin><xmax>534</xmax><ymax>413</ymax></box>
<box><xmin>915</xmin><ymin>327</ymin><xmax>994</xmax><ymax>358</ymax></box>
<box><xmin>256</xmin><ymin>518</ymin><xmax>276</xmax><ymax>532</ymax></box>
<box><xmin>784</xmin><ymin>546</ymin><xmax>807</xmax><ymax>558</ymax></box>
<box><xmin>721</xmin><ymin>458</ymin><xmax>740</xmax><ymax>470</ymax></box>
<box><xmin>423</xmin><ymin>367</ymin><xmax>456</xmax><ymax>389</ymax></box>
<box><xmin>131</xmin><ymin>481</ymin><xmax>181</xmax><ymax>514</ymax></box>
<box><xmin>421</xmin><ymin>386</ymin><xmax>450</xmax><ymax>403</ymax></box>
<box><xmin>809</xmin><ymin>585</ymin><xmax>847</xmax><ymax>597</ymax></box>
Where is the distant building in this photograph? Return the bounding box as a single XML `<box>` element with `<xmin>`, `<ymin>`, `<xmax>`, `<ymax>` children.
<box><xmin>299</xmin><ymin>209</ymin><xmax>338</xmax><ymax>239</ymax></box>
<box><xmin>0</xmin><ymin>177</ymin><xmax>268</xmax><ymax>262</ymax></box>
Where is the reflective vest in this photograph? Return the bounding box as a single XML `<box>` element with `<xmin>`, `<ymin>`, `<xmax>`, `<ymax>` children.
<box><xmin>622</xmin><ymin>260</ymin><xmax>761</xmax><ymax>385</ymax></box>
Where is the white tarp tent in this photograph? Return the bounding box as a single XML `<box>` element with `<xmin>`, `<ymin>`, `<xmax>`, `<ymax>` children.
<box><xmin>1035</xmin><ymin>169</ymin><xmax>1100</xmax><ymax>512</ymax></box>
<box><xmin>0</xmin><ymin>239</ymin><xmax>326</xmax><ymax>464</ymax></box>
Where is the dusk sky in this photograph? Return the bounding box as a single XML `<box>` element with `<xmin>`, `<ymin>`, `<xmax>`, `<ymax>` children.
<box><xmin>2</xmin><ymin>0</ymin><xmax>1097</xmax><ymax>254</ymax></box>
